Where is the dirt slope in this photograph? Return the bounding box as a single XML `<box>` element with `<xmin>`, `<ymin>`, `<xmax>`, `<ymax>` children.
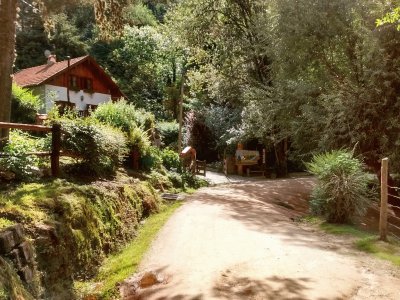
<box><xmin>129</xmin><ymin>177</ymin><xmax>400</xmax><ymax>300</ymax></box>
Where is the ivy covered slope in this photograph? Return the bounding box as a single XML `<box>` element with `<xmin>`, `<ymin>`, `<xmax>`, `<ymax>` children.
<box><xmin>0</xmin><ymin>176</ymin><xmax>161</xmax><ymax>299</ymax></box>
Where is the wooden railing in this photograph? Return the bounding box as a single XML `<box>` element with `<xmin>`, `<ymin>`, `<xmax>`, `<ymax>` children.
<box><xmin>0</xmin><ymin>122</ymin><xmax>61</xmax><ymax>177</ymax></box>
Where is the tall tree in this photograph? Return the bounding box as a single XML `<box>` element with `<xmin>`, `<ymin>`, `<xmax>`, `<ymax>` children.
<box><xmin>0</xmin><ymin>0</ymin><xmax>18</xmax><ymax>143</ymax></box>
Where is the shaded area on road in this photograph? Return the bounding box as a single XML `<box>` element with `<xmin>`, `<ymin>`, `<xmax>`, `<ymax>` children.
<box><xmin>137</xmin><ymin>275</ymin><xmax>314</xmax><ymax>300</ymax></box>
<box><xmin>131</xmin><ymin>178</ymin><xmax>400</xmax><ymax>300</ymax></box>
<box><xmin>213</xmin><ymin>275</ymin><xmax>312</xmax><ymax>300</ymax></box>
<box><xmin>190</xmin><ymin>178</ymin><xmax>347</xmax><ymax>252</ymax></box>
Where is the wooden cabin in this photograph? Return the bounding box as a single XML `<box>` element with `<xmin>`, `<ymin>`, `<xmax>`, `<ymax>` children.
<box><xmin>13</xmin><ymin>55</ymin><xmax>124</xmax><ymax>116</ymax></box>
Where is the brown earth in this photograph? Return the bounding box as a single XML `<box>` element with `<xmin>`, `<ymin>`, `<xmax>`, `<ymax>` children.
<box><xmin>125</xmin><ymin>177</ymin><xmax>400</xmax><ymax>300</ymax></box>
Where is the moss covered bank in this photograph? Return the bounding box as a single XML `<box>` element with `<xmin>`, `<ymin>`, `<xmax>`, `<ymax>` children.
<box><xmin>0</xmin><ymin>177</ymin><xmax>162</xmax><ymax>299</ymax></box>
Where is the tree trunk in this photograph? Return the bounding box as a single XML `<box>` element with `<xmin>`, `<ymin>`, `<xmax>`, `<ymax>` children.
<box><xmin>177</xmin><ymin>69</ymin><xmax>186</xmax><ymax>154</ymax></box>
<box><xmin>273</xmin><ymin>139</ymin><xmax>288</xmax><ymax>178</ymax></box>
<box><xmin>0</xmin><ymin>0</ymin><xmax>17</xmax><ymax>145</ymax></box>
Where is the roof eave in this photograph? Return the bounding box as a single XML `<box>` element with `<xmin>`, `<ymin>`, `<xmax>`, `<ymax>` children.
<box><xmin>40</xmin><ymin>55</ymin><xmax>90</xmax><ymax>86</ymax></box>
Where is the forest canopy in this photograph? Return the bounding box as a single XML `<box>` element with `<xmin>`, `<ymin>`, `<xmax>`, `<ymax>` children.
<box><xmin>3</xmin><ymin>0</ymin><xmax>400</xmax><ymax>174</ymax></box>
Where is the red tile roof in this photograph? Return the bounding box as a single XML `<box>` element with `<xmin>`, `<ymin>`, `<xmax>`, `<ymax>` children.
<box><xmin>13</xmin><ymin>55</ymin><xmax>89</xmax><ymax>87</ymax></box>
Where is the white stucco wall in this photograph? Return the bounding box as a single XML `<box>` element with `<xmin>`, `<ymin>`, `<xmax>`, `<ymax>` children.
<box><xmin>44</xmin><ymin>85</ymin><xmax>112</xmax><ymax>112</ymax></box>
<box><xmin>30</xmin><ymin>86</ymin><xmax>46</xmax><ymax>114</ymax></box>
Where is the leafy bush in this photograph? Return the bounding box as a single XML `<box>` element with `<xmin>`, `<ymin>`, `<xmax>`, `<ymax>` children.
<box><xmin>147</xmin><ymin>170</ymin><xmax>173</xmax><ymax>190</ymax></box>
<box><xmin>181</xmin><ymin>172</ymin><xmax>209</xmax><ymax>189</ymax></box>
<box><xmin>156</xmin><ymin>121</ymin><xmax>179</xmax><ymax>148</ymax></box>
<box><xmin>11</xmin><ymin>84</ymin><xmax>42</xmax><ymax>124</ymax></box>
<box><xmin>47</xmin><ymin>104</ymin><xmax>79</xmax><ymax>121</ymax></box>
<box><xmin>160</xmin><ymin>148</ymin><xmax>181</xmax><ymax>171</ymax></box>
<box><xmin>60</xmin><ymin>119</ymin><xmax>128</xmax><ymax>176</ymax></box>
<box><xmin>92</xmin><ymin>101</ymin><xmax>154</xmax><ymax>155</ymax></box>
<box><xmin>0</xmin><ymin>130</ymin><xmax>49</xmax><ymax>180</ymax></box>
<box><xmin>140</xmin><ymin>146</ymin><xmax>163</xmax><ymax>171</ymax></box>
<box><xmin>92</xmin><ymin>100</ymin><xmax>155</xmax><ymax>132</ymax></box>
<box><xmin>135</xmin><ymin>109</ymin><xmax>156</xmax><ymax>132</ymax></box>
<box><xmin>167</xmin><ymin>171</ymin><xmax>183</xmax><ymax>189</ymax></box>
<box><xmin>129</xmin><ymin>126</ymin><xmax>151</xmax><ymax>155</ymax></box>
<box><xmin>307</xmin><ymin>150</ymin><xmax>373</xmax><ymax>223</ymax></box>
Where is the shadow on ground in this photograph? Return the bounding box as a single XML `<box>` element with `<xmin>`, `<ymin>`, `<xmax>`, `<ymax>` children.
<box><xmin>189</xmin><ymin>178</ymin><xmax>355</xmax><ymax>253</ymax></box>
<box><xmin>131</xmin><ymin>178</ymin><xmax>355</xmax><ymax>300</ymax></box>
<box><xmin>135</xmin><ymin>273</ymin><xmax>346</xmax><ymax>300</ymax></box>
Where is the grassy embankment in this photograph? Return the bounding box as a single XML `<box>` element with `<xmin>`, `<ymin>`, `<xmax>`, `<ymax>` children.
<box><xmin>0</xmin><ymin>176</ymin><xmax>164</xmax><ymax>299</ymax></box>
<box><xmin>76</xmin><ymin>201</ymin><xmax>182</xmax><ymax>298</ymax></box>
<box><xmin>303</xmin><ymin>217</ymin><xmax>400</xmax><ymax>266</ymax></box>
<box><xmin>320</xmin><ymin>222</ymin><xmax>400</xmax><ymax>266</ymax></box>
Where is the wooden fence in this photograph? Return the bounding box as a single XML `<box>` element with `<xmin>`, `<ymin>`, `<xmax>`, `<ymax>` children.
<box><xmin>379</xmin><ymin>157</ymin><xmax>400</xmax><ymax>241</ymax></box>
<box><xmin>0</xmin><ymin>122</ymin><xmax>61</xmax><ymax>177</ymax></box>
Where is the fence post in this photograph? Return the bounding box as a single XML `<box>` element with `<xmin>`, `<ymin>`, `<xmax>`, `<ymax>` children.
<box><xmin>51</xmin><ymin>124</ymin><xmax>61</xmax><ymax>177</ymax></box>
<box><xmin>380</xmin><ymin>157</ymin><xmax>389</xmax><ymax>241</ymax></box>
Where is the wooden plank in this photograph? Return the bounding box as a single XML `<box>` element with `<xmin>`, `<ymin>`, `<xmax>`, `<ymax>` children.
<box><xmin>0</xmin><ymin>122</ymin><xmax>51</xmax><ymax>132</ymax></box>
<box><xmin>380</xmin><ymin>158</ymin><xmax>389</xmax><ymax>241</ymax></box>
<box><xmin>0</xmin><ymin>152</ymin><xmax>51</xmax><ymax>157</ymax></box>
<box><xmin>51</xmin><ymin>124</ymin><xmax>61</xmax><ymax>177</ymax></box>
<box><xmin>161</xmin><ymin>193</ymin><xmax>180</xmax><ymax>201</ymax></box>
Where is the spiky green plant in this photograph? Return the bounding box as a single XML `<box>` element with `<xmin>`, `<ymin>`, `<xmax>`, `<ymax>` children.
<box><xmin>307</xmin><ymin>150</ymin><xmax>374</xmax><ymax>223</ymax></box>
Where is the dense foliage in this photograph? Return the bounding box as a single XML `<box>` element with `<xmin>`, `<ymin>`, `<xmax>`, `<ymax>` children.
<box><xmin>11</xmin><ymin>84</ymin><xmax>42</xmax><ymax>124</ymax></box>
<box><xmin>307</xmin><ymin>150</ymin><xmax>373</xmax><ymax>223</ymax></box>
<box><xmin>60</xmin><ymin>119</ymin><xmax>128</xmax><ymax>176</ymax></box>
<box><xmin>0</xmin><ymin>130</ymin><xmax>49</xmax><ymax>180</ymax></box>
<box><xmin>161</xmin><ymin>0</ymin><xmax>400</xmax><ymax>175</ymax></box>
<box><xmin>377</xmin><ymin>6</ymin><xmax>400</xmax><ymax>30</ymax></box>
<box><xmin>91</xmin><ymin>101</ymin><xmax>153</xmax><ymax>154</ymax></box>
<box><xmin>92</xmin><ymin>100</ymin><xmax>154</xmax><ymax>132</ymax></box>
<box><xmin>11</xmin><ymin>0</ymin><xmax>400</xmax><ymax>177</ymax></box>
<box><xmin>160</xmin><ymin>148</ymin><xmax>180</xmax><ymax>171</ymax></box>
<box><xmin>156</xmin><ymin>121</ymin><xmax>179</xmax><ymax>148</ymax></box>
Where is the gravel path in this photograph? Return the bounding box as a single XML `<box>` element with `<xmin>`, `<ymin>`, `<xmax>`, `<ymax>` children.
<box><xmin>128</xmin><ymin>177</ymin><xmax>400</xmax><ymax>300</ymax></box>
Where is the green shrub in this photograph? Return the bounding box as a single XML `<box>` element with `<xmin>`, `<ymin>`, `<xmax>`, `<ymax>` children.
<box><xmin>92</xmin><ymin>101</ymin><xmax>155</xmax><ymax>156</ymax></box>
<box><xmin>147</xmin><ymin>171</ymin><xmax>173</xmax><ymax>190</ymax></box>
<box><xmin>92</xmin><ymin>100</ymin><xmax>155</xmax><ymax>132</ymax></box>
<box><xmin>140</xmin><ymin>146</ymin><xmax>163</xmax><ymax>171</ymax></box>
<box><xmin>181</xmin><ymin>172</ymin><xmax>209</xmax><ymax>189</ymax></box>
<box><xmin>49</xmin><ymin>107</ymin><xmax>78</xmax><ymax>122</ymax></box>
<box><xmin>60</xmin><ymin>119</ymin><xmax>128</xmax><ymax>176</ymax></box>
<box><xmin>91</xmin><ymin>100</ymin><xmax>137</xmax><ymax>132</ymax></box>
<box><xmin>11</xmin><ymin>84</ymin><xmax>42</xmax><ymax>124</ymax></box>
<box><xmin>160</xmin><ymin>148</ymin><xmax>181</xmax><ymax>171</ymax></box>
<box><xmin>306</xmin><ymin>150</ymin><xmax>373</xmax><ymax>223</ymax></box>
<box><xmin>156</xmin><ymin>121</ymin><xmax>179</xmax><ymax>148</ymax></box>
<box><xmin>167</xmin><ymin>171</ymin><xmax>183</xmax><ymax>189</ymax></box>
<box><xmin>0</xmin><ymin>130</ymin><xmax>49</xmax><ymax>180</ymax></box>
<box><xmin>135</xmin><ymin>109</ymin><xmax>156</xmax><ymax>132</ymax></box>
<box><xmin>129</xmin><ymin>127</ymin><xmax>151</xmax><ymax>155</ymax></box>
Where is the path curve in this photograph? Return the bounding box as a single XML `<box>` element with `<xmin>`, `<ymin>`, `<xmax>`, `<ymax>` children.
<box><xmin>131</xmin><ymin>177</ymin><xmax>400</xmax><ymax>300</ymax></box>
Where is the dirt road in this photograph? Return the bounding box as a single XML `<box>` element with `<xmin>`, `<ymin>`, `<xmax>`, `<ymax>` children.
<box><xmin>130</xmin><ymin>177</ymin><xmax>400</xmax><ymax>299</ymax></box>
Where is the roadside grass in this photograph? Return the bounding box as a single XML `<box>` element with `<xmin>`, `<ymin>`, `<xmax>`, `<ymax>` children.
<box><xmin>76</xmin><ymin>201</ymin><xmax>182</xmax><ymax>299</ymax></box>
<box><xmin>355</xmin><ymin>237</ymin><xmax>400</xmax><ymax>266</ymax></box>
<box><xmin>302</xmin><ymin>217</ymin><xmax>400</xmax><ymax>267</ymax></box>
<box><xmin>319</xmin><ymin>222</ymin><xmax>371</xmax><ymax>239</ymax></box>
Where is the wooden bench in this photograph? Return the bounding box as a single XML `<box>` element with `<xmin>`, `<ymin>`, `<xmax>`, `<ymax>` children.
<box><xmin>196</xmin><ymin>160</ymin><xmax>207</xmax><ymax>176</ymax></box>
<box><xmin>246</xmin><ymin>165</ymin><xmax>265</xmax><ymax>177</ymax></box>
